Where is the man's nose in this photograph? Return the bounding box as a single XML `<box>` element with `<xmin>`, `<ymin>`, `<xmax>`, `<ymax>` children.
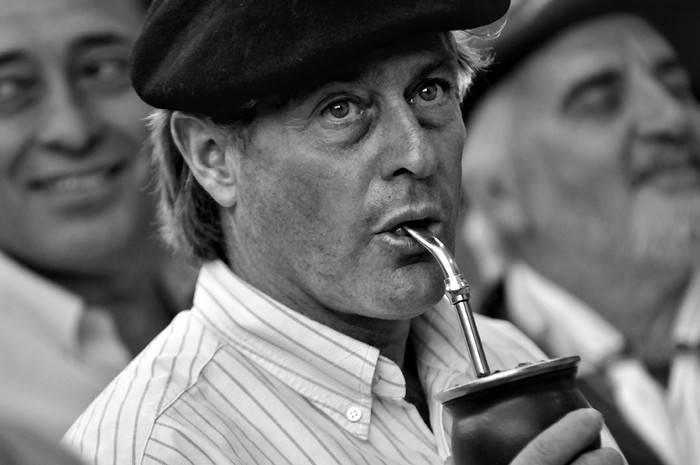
<box><xmin>36</xmin><ymin>82</ymin><xmax>100</xmax><ymax>154</ymax></box>
<box><xmin>378</xmin><ymin>102</ymin><xmax>439</xmax><ymax>180</ymax></box>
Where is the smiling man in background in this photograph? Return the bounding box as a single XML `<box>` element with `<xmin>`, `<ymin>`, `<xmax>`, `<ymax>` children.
<box><xmin>0</xmin><ymin>0</ymin><xmax>196</xmax><ymax>442</ymax></box>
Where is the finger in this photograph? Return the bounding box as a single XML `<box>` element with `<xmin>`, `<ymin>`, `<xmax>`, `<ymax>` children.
<box><xmin>511</xmin><ymin>408</ymin><xmax>604</xmax><ymax>465</ymax></box>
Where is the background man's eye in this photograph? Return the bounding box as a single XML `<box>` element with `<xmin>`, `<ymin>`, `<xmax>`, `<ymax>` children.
<box><xmin>84</xmin><ymin>59</ymin><xmax>128</xmax><ymax>82</ymax></box>
<box><xmin>0</xmin><ymin>77</ymin><xmax>39</xmax><ymax>112</ymax></box>
<box><xmin>91</xmin><ymin>61</ymin><xmax>123</xmax><ymax>79</ymax></box>
<box><xmin>328</xmin><ymin>101</ymin><xmax>350</xmax><ymax>119</ymax></box>
<box><xmin>0</xmin><ymin>80</ymin><xmax>21</xmax><ymax>101</ymax></box>
<box><xmin>76</xmin><ymin>54</ymin><xmax>131</xmax><ymax>93</ymax></box>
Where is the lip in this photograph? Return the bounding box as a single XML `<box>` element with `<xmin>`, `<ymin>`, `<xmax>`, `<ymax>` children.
<box><xmin>631</xmin><ymin>147</ymin><xmax>700</xmax><ymax>190</ymax></box>
<box><xmin>636</xmin><ymin>165</ymin><xmax>700</xmax><ymax>192</ymax></box>
<box><xmin>631</xmin><ymin>144</ymin><xmax>700</xmax><ymax>185</ymax></box>
<box><xmin>26</xmin><ymin>159</ymin><xmax>128</xmax><ymax>192</ymax></box>
<box><xmin>374</xmin><ymin>204</ymin><xmax>446</xmax><ymax>249</ymax></box>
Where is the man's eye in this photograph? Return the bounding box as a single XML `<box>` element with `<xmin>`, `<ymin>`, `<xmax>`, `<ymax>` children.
<box><xmin>417</xmin><ymin>82</ymin><xmax>442</xmax><ymax>102</ymax></box>
<box><xmin>328</xmin><ymin>101</ymin><xmax>350</xmax><ymax>118</ymax></box>
<box><xmin>0</xmin><ymin>77</ymin><xmax>39</xmax><ymax>113</ymax></box>
<box><xmin>410</xmin><ymin>79</ymin><xmax>452</xmax><ymax>107</ymax></box>
<box><xmin>0</xmin><ymin>79</ymin><xmax>21</xmax><ymax>101</ymax></box>
<box><xmin>78</xmin><ymin>56</ymin><xmax>130</xmax><ymax>91</ymax></box>
<box><xmin>88</xmin><ymin>59</ymin><xmax>125</xmax><ymax>79</ymax></box>
<box><xmin>321</xmin><ymin>99</ymin><xmax>362</xmax><ymax>121</ymax></box>
<box><xmin>564</xmin><ymin>84</ymin><xmax>622</xmax><ymax>118</ymax></box>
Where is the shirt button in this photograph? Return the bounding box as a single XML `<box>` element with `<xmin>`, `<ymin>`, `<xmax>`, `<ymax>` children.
<box><xmin>346</xmin><ymin>406</ymin><xmax>363</xmax><ymax>422</ymax></box>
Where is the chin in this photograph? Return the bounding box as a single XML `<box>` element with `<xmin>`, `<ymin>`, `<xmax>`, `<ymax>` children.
<box><xmin>33</xmin><ymin>223</ymin><xmax>144</xmax><ymax>271</ymax></box>
<box><xmin>380</xmin><ymin>275</ymin><xmax>446</xmax><ymax>318</ymax></box>
<box><xmin>29</xmin><ymin>244</ymin><xmax>122</xmax><ymax>275</ymax></box>
<box><xmin>346</xmin><ymin>259</ymin><xmax>446</xmax><ymax>319</ymax></box>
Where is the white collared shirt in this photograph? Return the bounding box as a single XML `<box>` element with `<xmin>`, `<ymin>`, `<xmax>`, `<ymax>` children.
<box><xmin>0</xmin><ymin>252</ymin><xmax>130</xmax><ymax>441</ymax></box>
<box><xmin>64</xmin><ymin>260</ymin><xmax>548</xmax><ymax>464</ymax></box>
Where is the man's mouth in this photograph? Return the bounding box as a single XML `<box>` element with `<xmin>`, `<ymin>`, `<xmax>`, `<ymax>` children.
<box><xmin>632</xmin><ymin>152</ymin><xmax>700</xmax><ymax>191</ymax></box>
<box><xmin>29</xmin><ymin>161</ymin><xmax>127</xmax><ymax>193</ymax></box>
<box><xmin>392</xmin><ymin>219</ymin><xmax>435</xmax><ymax>237</ymax></box>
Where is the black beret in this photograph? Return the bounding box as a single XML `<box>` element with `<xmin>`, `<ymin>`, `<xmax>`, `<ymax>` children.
<box><xmin>465</xmin><ymin>0</ymin><xmax>699</xmax><ymax>112</ymax></box>
<box><xmin>130</xmin><ymin>0</ymin><xmax>511</xmax><ymax>115</ymax></box>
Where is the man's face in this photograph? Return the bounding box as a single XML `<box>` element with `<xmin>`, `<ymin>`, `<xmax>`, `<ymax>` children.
<box><xmin>0</xmin><ymin>0</ymin><xmax>152</xmax><ymax>273</ymax></box>
<box><xmin>228</xmin><ymin>34</ymin><xmax>466</xmax><ymax>320</ymax></box>
<box><xmin>502</xmin><ymin>15</ymin><xmax>700</xmax><ymax>275</ymax></box>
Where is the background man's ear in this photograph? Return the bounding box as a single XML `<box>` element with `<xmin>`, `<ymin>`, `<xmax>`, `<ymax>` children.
<box><xmin>170</xmin><ymin>111</ymin><xmax>238</xmax><ymax>207</ymax></box>
<box><xmin>475</xmin><ymin>171</ymin><xmax>529</xmax><ymax>237</ymax></box>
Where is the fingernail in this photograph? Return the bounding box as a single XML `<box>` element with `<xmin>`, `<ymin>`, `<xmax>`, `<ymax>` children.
<box><xmin>584</xmin><ymin>408</ymin><xmax>602</xmax><ymax>421</ymax></box>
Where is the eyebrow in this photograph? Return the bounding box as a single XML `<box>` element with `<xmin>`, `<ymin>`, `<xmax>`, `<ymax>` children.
<box><xmin>0</xmin><ymin>50</ymin><xmax>27</xmax><ymax>67</ymax></box>
<box><xmin>374</xmin><ymin>51</ymin><xmax>458</xmax><ymax>84</ymax></box>
<box><xmin>654</xmin><ymin>55</ymin><xmax>688</xmax><ymax>78</ymax></box>
<box><xmin>560</xmin><ymin>50</ymin><xmax>688</xmax><ymax>112</ymax></box>
<box><xmin>0</xmin><ymin>32</ymin><xmax>132</xmax><ymax>68</ymax></box>
<box><xmin>284</xmin><ymin>48</ymin><xmax>459</xmax><ymax>109</ymax></box>
<box><xmin>410</xmin><ymin>56</ymin><xmax>459</xmax><ymax>80</ymax></box>
<box><xmin>70</xmin><ymin>32</ymin><xmax>133</xmax><ymax>53</ymax></box>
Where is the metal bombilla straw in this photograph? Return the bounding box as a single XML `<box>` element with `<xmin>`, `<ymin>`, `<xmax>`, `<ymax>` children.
<box><xmin>403</xmin><ymin>229</ymin><xmax>599</xmax><ymax>465</ymax></box>
<box><xmin>402</xmin><ymin>226</ymin><xmax>491</xmax><ymax>378</ymax></box>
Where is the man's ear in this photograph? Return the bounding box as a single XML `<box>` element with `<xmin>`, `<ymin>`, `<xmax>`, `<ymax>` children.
<box><xmin>170</xmin><ymin>111</ymin><xmax>239</xmax><ymax>208</ymax></box>
<box><xmin>462</xmin><ymin>92</ymin><xmax>530</xmax><ymax>238</ymax></box>
<box><xmin>472</xmin><ymin>168</ymin><xmax>529</xmax><ymax>237</ymax></box>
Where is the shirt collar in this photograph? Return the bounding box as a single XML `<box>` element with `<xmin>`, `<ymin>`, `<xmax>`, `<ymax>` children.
<box><xmin>672</xmin><ymin>271</ymin><xmax>700</xmax><ymax>347</ymax></box>
<box><xmin>505</xmin><ymin>262</ymin><xmax>626</xmax><ymax>374</ymax></box>
<box><xmin>193</xmin><ymin>260</ymin><xmax>410</xmax><ymax>439</ymax></box>
<box><xmin>0</xmin><ymin>252</ymin><xmax>84</xmax><ymax>354</ymax></box>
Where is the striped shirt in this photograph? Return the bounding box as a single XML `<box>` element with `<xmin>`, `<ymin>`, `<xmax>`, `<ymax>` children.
<box><xmin>63</xmin><ymin>260</ymin><xmax>546</xmax><ymax>465</ymax></box>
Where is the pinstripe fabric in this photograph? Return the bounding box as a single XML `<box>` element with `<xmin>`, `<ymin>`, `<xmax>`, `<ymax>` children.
<box><xmin>63</xmin><ymin>260</ymin><xmax>547</xmax><ymax>465</ymax></box>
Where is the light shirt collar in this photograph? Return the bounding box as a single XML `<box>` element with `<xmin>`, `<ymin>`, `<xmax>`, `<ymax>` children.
<box><xmin>668</xmin><ymin>271</ymin><xmax>700</xmax><ymax>465</ymax></box>
<box><xmin>0</xmin><ymin>251</ymin><xmax>84</xmax><ymax>355</ymax></box>
<box><xmin>506</xmin><ymin>261</ymin><xmax>626</xmax><ymax>375</ymax></box>
<box><xmin>672</xmin><ymin>271</ymin><xmax>700</xmax><ymax>347</ymax></box>
<box><xmin>506</xmin><ymin>262</ymin><xmax>700</xmax><ymax>465</ymax></box>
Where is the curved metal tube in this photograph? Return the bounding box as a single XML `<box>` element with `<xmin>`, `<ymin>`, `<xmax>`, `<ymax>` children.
<box><xmin>402</xmin><ymin>226</ymin><xmax>491</xmax><ymax>378</ymax></box>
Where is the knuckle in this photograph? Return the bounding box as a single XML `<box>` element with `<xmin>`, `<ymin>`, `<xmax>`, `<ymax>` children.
<box><xmin>530</xmin><ymin>440</ymin><xmax>557</xmax><ymax>465</ymax></box>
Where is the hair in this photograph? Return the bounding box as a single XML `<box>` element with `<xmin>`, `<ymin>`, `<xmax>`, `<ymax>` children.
<box><xmin>149</xmin><ymin>31</ymin><xmax>493</xmax><ymax>264</ymax></box>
